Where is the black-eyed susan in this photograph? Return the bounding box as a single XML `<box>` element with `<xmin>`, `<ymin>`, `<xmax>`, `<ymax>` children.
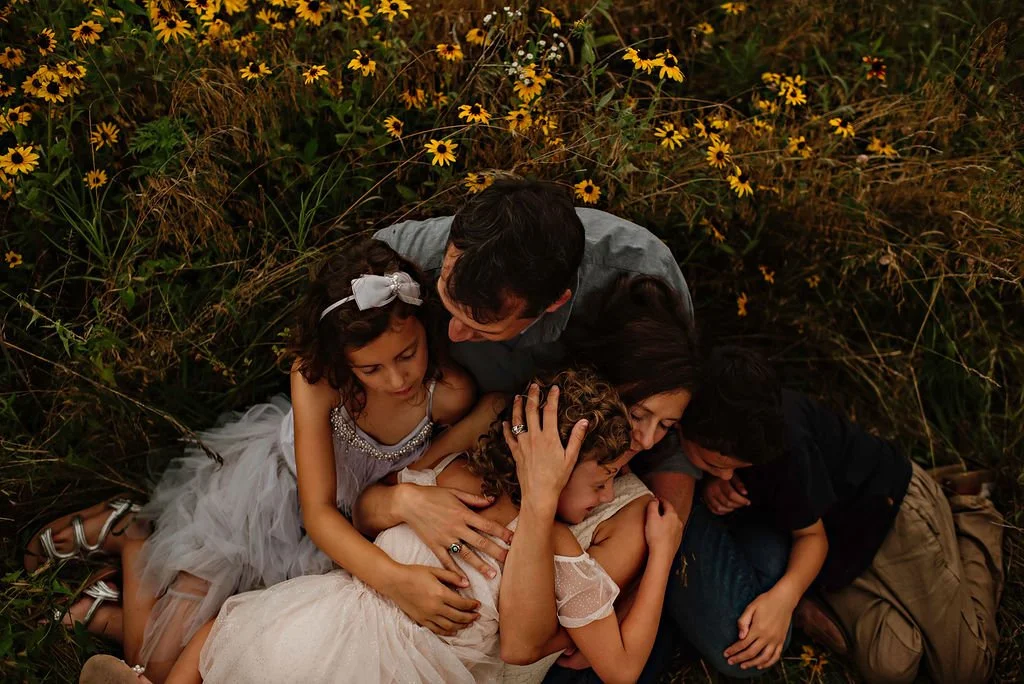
<box><xmin>636</xmin><ymin>55</ymin><xmax>664</xmax><ymax>74</ymax></box>
<box><xmin>750</xmin><ymin>117</ymin><xmax>774</xmax><ymax>136</ymax></box>
<box><xmin>58</xmin><ymin>60</ymin><xmax>87</xmax><ymax>80</ymax></box>
<box><xmin>399</xmin><ymin>87</ymin><xmax>426</xmax><ymax>109</ymax></box>
<box><xmin>341</xmin><ymin>0</ymin><xmax>372</xmax><ymax>24</ymax></box>
<box><xmin>622</xmin><ymin>47</ymin><xmax>640</xmax><ymax>65</ymax></box>
<box><xmin>424</xmin><ymin>138</ymin><xmax>457</xmax><ymax>166</ymax></box>
<box><xmin>382</xmin><ymin>115</ymin><xmax>403</xmax><ymax>139</ymax></box>
<box><xmin>90</xmin><ymin>121</ymin><xmax>120</xmax><ymax>150</ymax></box>
<box><xmin>223</xmin><ymin>0</ymin><xmax>249</xmax><ymax>14</ymax></box>
<box><xmin>694</xmin><ymin>117</ymin><xmax>725</xmax><ymax>139</ymax></box>
<box><xmin>505</xmin><ymin>107</ymin><xmax>531</xmax><ymax>133</ymax></box>
<box><xmin>538</xmin><ymin>6</ymin><xmax>560</xmax><ymax>28</ymax></box>
<box><xmin>805</xmin><ymin>274</ymin><xmax>821</xmax><ymax>289</ymax></box>
<box><xmin>256</xmin><ymin>9</ymin><xmax>286</xmax><ymax>29</ymax></box>
<box><xmin>863</xmin><ymin>56</ymin><xmax>886</xmax><ymax>81</ymax></box>
<box><xmin>657</xmin><ymin>50</ymin><xmax>684</xmax><ymax>82</ymax></box>
<box><xmin>0</xmin><ymin>81</ymin><xmax>14</xmax><ymax>98</ymax></box>
<box><xmin>458</xmin><ymin>103</ymin><xmax>491</xmax><ymax>124</ymax></box>
<box><xmin>6</xmin><ymin>250</ymin><xmax>22</xmax><ymax>268</ymax></box>
<box><xmin>436</xmin><ymin>43</ymin><xmax>463</xmax><ymax>62</ymax></box>
<box><xmin>829</xmin><ymin>117</ymin><xmax>855</xmax><ymax>138</ymax></box>
<box><xmin>867</xmin><ymin>137</ymin><xmax>897</xmax><ymax>158</ymax></box>
<box><xmin>347</xmin><ymin>50</ymin><xmax>376</xmax><ymax>76</ymax></box>
<box><xmin>376</xmin><ymin>0</ymin><xmax>411</xmax><ymax>21</ymax></box>
<box><xmin>303</xmin><ymin>64</ymin><xmax>328</xmax><ymax>84</ymax></box>
<box><xmin>239</xmin><ymin>61</ymin><xmax>271</xmax><ymax>81</ymax></box>
<box><xmin>535</xmin><ymin>113</ymin><xmax>558</xmax><ymax>137</ymax></box>
<box><xmin>0</xmin><ymin>47</ymin><xmax>25</xmax><ymax>69</ymax></box>
<box><xmin>187</xmin><ymin>0</ymin><xmax>220</xmax><ymax>21</ymax></box>
<box><xmin>782</xmin><ymin>85</ymin><xmax>807</xmax><ymax>106</ymax></box>
<box><xmin>84</xmin><ymin>169</ymin><xmax>108</xmax><ymax>189</ymax></box>
<box><xmin>465</xmin><ymin>28</ymin><xmax>487</xmax><ymax>46</ymax></box>
<box><xmin>705</xmin><ymin>136</ymin><xmax>732</xmax><ymax>168</ymax></box>
<box><xmin>35</xmin><ymin>28</ymin><xmax>57</xmax><ymax>56</ymax></box>
<box><xmin>464</xmin><ymin>172</ymin><xmax>493</xmax><ymax>193</ymax></box>
<box><xmin>573</xmin><ymin>179</ymin><xmax>600</xmax><ymax>204</ymax></box>
<box><xmin>653</xmin><ymin>122</ymin><xmax>688</xmax><ymax>149</ymax></box>
<box><xmin>696</xmin><ymin>22</ymin><xmax>714</xmax><ymax>35</ymax></box>
<box><xmin>431</xmin><ymin>91</ymin><xmax>450</xmax><ymax>108</ymax></box>
<box><xmin>728</xmin><ymin>166</ymin><xmax>754</xmax><ymax>198</ymax></box>
<box><xmin>155</xmin><ymin>16</ymin><xmax>194</xmax><ymax>43</ymax></box>
<box><xmin>721</xmin><ymin>2</ymin><xmax>746</xmax><ymax>14</ymax></box>
<box><xmin>37</xmin><ymin>73</ymin><xmax>67</xmax><ymax>104</ymax></box>
<box><xmin>0</xmin><ymin>145</ymin><xmax>40</xmax><ymax>175</ymax></box>
<box><xmin>786</xmin><ymin>135</ymin><xmax>813</xmax><ymax>158</ymax></box>
<box><xmin>736</xmin><ymin>292</ymin><xmax>748</xmax><ymax>317</ymax></box>
<box><xmin>21</xmin><ymin>72</ymin><xmax>46</xmax><ymax>98</ymax></box>
<box><xmin>701</xmin><ymin>219</ymin><xmax>726</xmax><ymax>243</ymax></box>
<box><xmin>2</xmin><ymin>105</ymin><xmax>31</xmax><ymax>132</ymax></box>
<box><xmin>754</xmin><ymin>96</ymin><xmax>780</xmax><ymax>115</ymax></box>
<box><xmin>296</xmin><ymin>0</ymin><xmax>331</xmax><ymax>26</ymax></box>
<box><xmin>149</xmin><ymin>0</ymin><xmax>175</xmax><ymax>23</ymax></box>
<box><xmin>513</xmin><ymin>77</ymin><xmax>542</xmax><ymax>102</ymax></box>
<box><xmin>205</xmin><ymin>18</ymin><xmax>232</xmax><ymax>39</ymax></box>
<box><xmin>758</xmin><ymin>264</ymin><xmax>775</xmax><ymax>283</ymax></box>
<box><xmin>71</xmin><ymin>20</ymin><xmax>103</xmax><ymax>44</ymax></box>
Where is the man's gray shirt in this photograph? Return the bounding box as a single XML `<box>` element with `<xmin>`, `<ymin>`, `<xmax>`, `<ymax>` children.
<box><xmin>375</xmin><ymin>207</ymin><xmax>694</xmax><ymax>396</ymax></box>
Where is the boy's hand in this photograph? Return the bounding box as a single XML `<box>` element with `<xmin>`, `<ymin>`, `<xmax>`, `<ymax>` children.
<box><xmin>702</xmin><ymin>474</ymin><xmax>751</xmax><ymax>515</ymax></box>
<box><xmin>644</xmin><ymin>498</ymin><xmax>683</xmax><ymax>557</ymax></box>
<box><xmin>723</xmin><ymin>585</ymin><xmax>796</xmax><ymax>671</ymax></box>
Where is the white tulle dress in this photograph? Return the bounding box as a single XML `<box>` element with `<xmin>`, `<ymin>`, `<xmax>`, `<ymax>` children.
<box><xmin>198</xmin><ymin>453</ymin><xmax>623</xmax><ymax>684</ymax></box>
<box><xmin>135</xmin><ymin>382</ymin><xmax>438</xmax><ymax>666</ymax></box>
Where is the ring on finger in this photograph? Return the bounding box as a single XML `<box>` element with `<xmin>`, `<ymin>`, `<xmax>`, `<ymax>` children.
<box><xmin>511</xmin><ymin>424</ymin><xmax>527</xmax><ymax>436</ymax></box>
<box><xmin>448</xmin><ymin>542</ymin><xmax>463</xmax><ymax>555</ymax></box>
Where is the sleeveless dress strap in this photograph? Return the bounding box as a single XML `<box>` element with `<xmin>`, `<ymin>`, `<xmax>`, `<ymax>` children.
<box><xmin>426</xmin><ymin>379</ymin><xmax>438</xmax><ymax>421</ymax></box>
<box><xmin>431</xmin><ymin>450</ymin><xmax>464</xmax><ymax>476</ymax></box>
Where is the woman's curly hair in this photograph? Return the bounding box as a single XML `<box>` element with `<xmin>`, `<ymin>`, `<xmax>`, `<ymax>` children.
<box><xmin>287</xmin><ymin>238</ymin><xmax>446</xmax><ymax>415</ymax></box>
<box><xmin>464</xmin><ymin>367</ymin><xmax>631</xmax><ymax>506</ymax></box>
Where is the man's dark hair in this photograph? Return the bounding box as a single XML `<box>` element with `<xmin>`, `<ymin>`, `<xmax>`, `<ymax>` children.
<box><xmin>446</xmin><ymin>179</ymin><xmax>585</xmax><ymax>322</ymax></box>
<box><xmin>680</xmin><ymin>346</ymin><xmax>785</xmax><ymax>466</ymax></box>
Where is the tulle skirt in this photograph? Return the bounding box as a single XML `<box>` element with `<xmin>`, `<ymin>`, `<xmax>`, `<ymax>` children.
<box><xmin>135</xmin><ymin>396</ymin><xmax>334</xmax><ymax>666</ymax></box>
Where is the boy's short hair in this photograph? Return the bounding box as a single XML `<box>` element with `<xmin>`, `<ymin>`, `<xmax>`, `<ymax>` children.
<box><xmin>680</xmin><ymin>346</ymin><xmax>785</xmax><ymax>465</ymax></box>
<box><xmin>445</xmin><ymin>179</ymin><xmax>585</xmax><ymax>323</ymax></box>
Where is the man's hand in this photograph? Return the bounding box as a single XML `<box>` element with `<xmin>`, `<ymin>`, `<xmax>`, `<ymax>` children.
<box><xmin>702</xmin><ymin>474</ymin><xmax>751</xmax><ymax>515</ymax></box>
<box><xmin>723</xmin><ymin>585</ymin><xmax>797</xmax><ymax>671</ymax></box>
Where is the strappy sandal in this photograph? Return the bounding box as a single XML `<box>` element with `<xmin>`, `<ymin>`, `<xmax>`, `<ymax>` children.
<box><xmin>25</xmin><ymin>497</ymin><xmax>143</xmax><ymax>573</ymax></box>
<box><xmin>80</xmin><ymin>654</ymin><xmax>151</xmax><ymax>684</ymax></box>
<box><xmin>52</xmin><ymin>567</ymin><xmax>120</xmax><ymax>631</ymax></box>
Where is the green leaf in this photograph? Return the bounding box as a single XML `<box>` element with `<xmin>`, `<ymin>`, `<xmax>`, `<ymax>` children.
<box><xmin>581</xmin><ymin>42</ymin><xmax>596</xmax><ymax>66</ymax></box>
<box><xmin>395</xmin><ymin>184</ymin><xmax>418</xmax><ymax>202</ymax></box>
<box><xmin>113</xmin><ymin>0</ymin><xmax>148</xmax><ymax>16</ymax></box>
<box><xmin>120</xmin><ymin>286</ymin><xmax>136</xmax><ymax>311</ymax></box>
<box><xmin>596</xmin><ymin>89</ymin><xmax>615</xmax><ymax>111</ymax></box>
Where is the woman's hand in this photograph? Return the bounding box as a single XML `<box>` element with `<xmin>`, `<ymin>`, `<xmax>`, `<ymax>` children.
<box><xmin>643</xmin><ymin>498</ymin><xmax>683</xmax><ymax>559</ymax></box>
<box><xmin>399</xmin><ymin>484</ymin><xmax>513</xmax><ymax>580</ymax></box>
<box><xmin>723</xmin><ymin>585</ymin><xmax>796</xmax><ymax>671</ymax></box>
<box><xmin>702</xmin><ymin>474</ymin><xmax>751</xmax><ymax>515</ymax></box>
<box><xmin>502</xmin><ymin>383</ymin><xmax>589</xmax><ymax>509</ymax></box>
<box><xmin>382</xmin><ymin>564</ymin><xmax>482</xmax><ymax>637</ymax></box>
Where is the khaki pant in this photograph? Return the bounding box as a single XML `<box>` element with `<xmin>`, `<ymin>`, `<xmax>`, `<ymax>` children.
<box><xmin>822</xmin><ymin>463</ymin><xmax>1004</xmax><ymax>684</ymax></box>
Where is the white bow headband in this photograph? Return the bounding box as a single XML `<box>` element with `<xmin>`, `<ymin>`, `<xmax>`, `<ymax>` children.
<box><xmin>319</xmin><ymin>271</ymin><xmax>423</xmax><ymax>320</ymax></box>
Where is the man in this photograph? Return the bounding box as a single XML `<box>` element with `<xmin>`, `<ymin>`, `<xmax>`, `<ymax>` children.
<box><xmin>375</xmin><ymin>178</ymin><xmax>693</xmax><ymax>393</ymax></box>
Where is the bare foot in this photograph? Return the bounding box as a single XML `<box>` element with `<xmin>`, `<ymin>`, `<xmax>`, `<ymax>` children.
<box><xmin>794</xmin><ymin>596</ymin><xmax>849</xmax><ymax>657</ymax></box>
<box><xmin>26</xmin><ymin>499</ymin><xmax>148</xmax><ymax>571</ymax></box>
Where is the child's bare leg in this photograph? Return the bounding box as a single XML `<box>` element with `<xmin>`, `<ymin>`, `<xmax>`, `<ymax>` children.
<box><xmin>121</xmin><ymin>538</ymin><xmax>158</xmax><ymax>665</ymax></box>
<box><xmin>164</xmin><ymin>620</ymin><xmax>214</xmax><ymax>684</ymax></box>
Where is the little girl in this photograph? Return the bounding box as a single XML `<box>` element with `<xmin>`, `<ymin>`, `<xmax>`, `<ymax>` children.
<box><xmin>26</xmin><ymin>238</ymin><xmax>475</xmax><ymax>682</ymax></box>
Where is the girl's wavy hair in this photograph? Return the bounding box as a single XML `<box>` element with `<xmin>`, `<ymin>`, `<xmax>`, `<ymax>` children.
<box><xmin>287</xmin><ymin>238</ymin><xmax>446</xmax><ymax>415</ymax></box>
<box><xmin>465</xmin><ymin>367</ymin><xmax>631</xmax><ymax>506</ymax></box>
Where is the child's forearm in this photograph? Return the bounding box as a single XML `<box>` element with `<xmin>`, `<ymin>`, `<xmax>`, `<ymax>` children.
<box><xmin>772</xmin><ymin>524</ymin><xmax>828</xmax><ymax>607</ymax></box>
<box><xmin>350</xmin><ymin>481</ymin><xmax>409</xmax><ymax>536</ymax></box>
<box><xmin>614</xmin><ymin>549</ymin><xmax>673</xmax><ymax>677</ymax></box>
<box><xmin>304</xmin><ymin>501</ymin><xmax>403</xmax><ymax>591</ymax></box>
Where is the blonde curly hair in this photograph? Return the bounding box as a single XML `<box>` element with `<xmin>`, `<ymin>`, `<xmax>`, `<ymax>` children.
<box><xmin>464</xmin><ymin>367</ymin><xmax>631</xmax><ymax>506</ymax></box>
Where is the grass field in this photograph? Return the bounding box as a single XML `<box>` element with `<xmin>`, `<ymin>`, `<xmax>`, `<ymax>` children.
<box><xmin>2</xmin><ymin>0</ymin><xmax>1022</xmax><ymax>681</ymax></box>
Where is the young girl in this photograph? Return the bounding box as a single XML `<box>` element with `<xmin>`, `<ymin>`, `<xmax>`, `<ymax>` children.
<box><xmin>26</xmin><ymin>239</ymin><xmax>475</xmax><ymax>682</ymax></box>
<box><xmin>82</xmin><ymin>368</ymin><xmax>681</xmax><ymax>684</ymax></box>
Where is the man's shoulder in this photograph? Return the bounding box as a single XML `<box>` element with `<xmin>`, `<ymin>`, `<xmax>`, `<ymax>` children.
<box><xmin>373</xmin><ymin>215</ymin><xmax>454</xmax><ymax>272</ymax></box>
<box><xmin>576</xmin><ymin>208</ymin><xmax>672</xmax><ymax>265</ymax></box>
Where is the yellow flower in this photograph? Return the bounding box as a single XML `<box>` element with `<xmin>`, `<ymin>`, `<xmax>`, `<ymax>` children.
<box><xmin>706</xmin><ymin>136</ymin><xmax>732</xmax><ymax>168</ymax></box>
<box><xmin>90</xmin><ymin>122</ymin><xmax>121</xmax><ymax>150</ymax></box>
<box><xmin>755</xmin><ymin>96</ymin><xmax>780</xmax><ymax>114</ymax></box>
<box><xmin>458</xmin><ymin>103</ymin><xmax>491</xmax><ymax>124</ymax></box>
<box><xmin>37</xmin><ymin>73</ymin><xmax>68</xmax><ymax>104</ymax></box>
<box><xmin>863</xmin><ymin>55</ymin><xmax>886</xmax><ymax>81</ymax></box>
<box><xmin>376</xmin><ymin>0</ymin><xmax>411</xmax><ymax>21</ymax></box>
<box><xmin>0</xmin><ymin>145</ymin><xmax>40</xmax><ymax>175</ymax></box>
<box><xmin>750</xmin><ymin>117</ymin><xmax>774</xmax><ymax>136</ymax></box>
<box><xmin>782</xmin><ymin>85</ymin><xmax>807</xmax><ymax>106</ymax></box>
<box><xmin>431</xmin><ymin>91</ymin><xmax>450</xmax><ymax>108</ymax></box>
<box><xmin>464</xmin><ymin>172</ymin><xmax>493</xmax><ymax>193</ymax></box>
<box><xmin>622</xmin><ymin>47</ymin><xmax>640</xmax><ymax>65</ymax></box>
<box><xmin>2</xmin><ymin>105</ymin><xmax>31</xmax><ymax>132</ymax></box>
<box><xmin>148</xmin><ymin>1</ymin><xmax>174</xmax><ymax>23</ymax></box>
<box><xmin>758</xmin><ymin>264</ymin><xmax>775</xmax><ymax>283</ymax></box>
<box><xmin>535</xmin><ymin>113</ymin><xmax>558</xmax><ymax>137</ymax></box>
<box><xmin>58</xmin><ymin>61</ymin><xmax>87</xmax><ymax>80</ymax></box>
<box><xmin>71</xmin><ymin>20</ymin><xmax>103</xmax><ymax>44</ymax></box>
<box><xmin>728</xmin><ymin>166</ymin><xmax>754</xmax><ymax>198</ymax></box>
<box><xmin>35</xmin><ymin>28</ymin><xmax>57</xmax><ymax>56</ymax></box>
<box><xmin>736</xmin><ymin>292</ymin><xmax>748</xmax><ymax>317</ymax></box>
<box><xmin>205</xmin><ymin>19</ymin><xmax>232</xmax><ymax>39</ymax></box>
<box><xmin>654</xmin><ymin>122</ymin><xmax>688</xmax><ymax>149</ymax></box>
<box><xmin>187</xmin><ymin>0</ymin><xmax>221</xmax><ymax>20</ymax></box>
<box><xmin>0</xmin><ymin>47</ymin><xmax>25</xmax><ymax>68</ymax></box>
<box><xmin>22</xmin><ymin>71</ymin><xmax>47</xmax><ymax>98</ymax></box>
<box><xmin>6</xmin><ymin>250</ymin><xmax>23</xmax><ymax>268</ymax></box>
<box><xmin>696</xmin><ymin>22</ymin><xmax>714</xmax><ymax>35</ymax></box>
<box><xmin>296</xmin><ymin>0</ymin><xmax>331</xmax><ymax>26</ymax></box>
<box><xmin>538</xmin><ymin>7</ymin><xmax>560</xmax><ymax>28</ymax></box>
<box><xmin>239</xmin><ymin>61</ymin><xmax>271</xmax><ymax>80</ymax></box>
<box><xmin>303</xmin><ymin>64</ymin><xmax>328</xmax><ymax>84</ymax></box>
<box><xmin>154</xmin><ymin>16</ymin><xmax>193</xmax><ymax>43</ymax></box>
<box><xmin>721</xmin><ymin>2</ymin><xmax>747</xmax><ymax>14</ymax></box>
<box><xmin>222</xmin><ymin>0</ymin><xmax>249</xmax><ymax>14</ymax></box>
<box><xmin>702</xmin><ymin>219</ymin><xmax>726</xmax><ymax>243</ymax></box>
<box><xmin>341</xmin><ymin>0</ymin><xmax>373</xmax><ymax>25</ymax></box>
<box><xmin>84</xmin><ymin>169</ymin><xmax>108</xmax><ymax>189</ymax></box>
<box><xmin>347</xmin><ymin>50</ymin><xmax>376</xmax><ymax>76</ymax></box>
<box><xmin>465</xmin><ymin>28</ymin><xmax>487</xmax><ymax>46</ymax></box>
<box><xmin>657</xmin><ymin>50</ymin><xmax>684</xmax><ymax>82</ymax></box>
<box><xmin>786</xmin><ymin>135</ymin><xmax>813</xmax><ymax>158</ymax></box>
<box><xmin>382</xmin><ymin>115</ymin><xmax>403</xmax><ymax>139</ymax></box>
<box><xmin>806</xmin><ymin>274</ymin><xmax>821</xmax><ymax>289</ymax></box>
<box><xmin>0</xmin><ymin>81</ymin><xmax>14</xmax><ymax>98</ymax></box>
<box><xmin>505</xmin><ymin>107</ymin><xmax>532</xmax><ymax>133</ymax></box>
<box><xmin>424</xmin><ymin>138</ymin><xmax>457</xmax><ymax>166</ymax></box>
<box><xmin>636</xmin><ymin>56</ymin><xmax>665</xmax><ymax>74</ymax></box>
<box><xmin>694</xmin><ymin>117</ymin><xmax>726</xmax><ymax>139</ymax></box>
<box><xmin>436</xmin><ymin>43</ymin><xmax>463</xmax><ymax>62</ymax></box>
<box><xmin>399</xmin><ymin>88</ymin><xmax>426</xmax><ymax>109</ymax></box>
<box><xmin>867</xmin><ymin>136</ymin><xmax>898</xmax><ymax>158</ymax></box>
<box><xmin>256</xmin><ymin>9</ymin><xmax>286</xmax><ymax>29</ymax></box>
<box><xmin>513</xmin><ymin>78</ymin><xmax>543</xmax><ymax>102</ymax></box>
<box><xmin>829</xmin><ymin>117</ymin><xmax>855</xmax><ymax>138</ymax></box>
<box><xmin>574</xmin><ymin>179</ymin><xmax>601</xmax><ymax>204</ymax></box>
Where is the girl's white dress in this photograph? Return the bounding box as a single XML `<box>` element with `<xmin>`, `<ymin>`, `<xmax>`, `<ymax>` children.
<box><xmin>198</xmin><ymin>454</ymin><xmax>623</xmax><ymax>684</ymax></box>
<box><xmin>135</xmin><ymin>382</ymin><xmax>438</xmax><ymax>665</ymax></box>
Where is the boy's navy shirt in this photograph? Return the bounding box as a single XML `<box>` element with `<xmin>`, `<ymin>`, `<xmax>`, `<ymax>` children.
<box><xmin>739</xmin><ymin>390</ymin><xmax>913</xmax><ymax>591</ymax></box>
